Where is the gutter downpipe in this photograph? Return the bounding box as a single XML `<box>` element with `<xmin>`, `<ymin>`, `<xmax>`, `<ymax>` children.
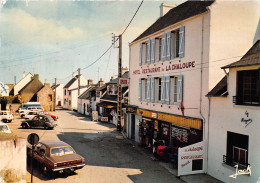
<box><xmin>200</xmin><ymin>15</ymin><xmax>207</xmax><ymax>173</ymax></box>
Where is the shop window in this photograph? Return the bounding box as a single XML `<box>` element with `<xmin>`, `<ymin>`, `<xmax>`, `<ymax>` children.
<box><xmin>235</xmin><ymin>69</ymin><xmax>259</xmax><ymax>106</ymax></box>
<box><xmin>224</xmin><ymin>131</ymin><xmax>249</xmax><ymax>168</ymax></box>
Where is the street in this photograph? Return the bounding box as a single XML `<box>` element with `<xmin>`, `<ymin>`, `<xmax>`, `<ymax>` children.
<box><xmin>9</xmin><ymin>109</ymin><xmax>183</xmax><ymax>183</ymax></box>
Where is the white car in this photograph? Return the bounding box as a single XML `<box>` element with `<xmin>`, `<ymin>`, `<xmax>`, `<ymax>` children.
<box><xmin>0</xmin><ymin>111</ymin><xmax>14</xmax><ymax>123</ymax></box>
<box><xmin>0</xmin><ymin>122</ymin><xmax>12</xmax><ymax>133</ymax></box>
<box><xmin>24</xmin><ymin>111</ymin><xmax>40</xmax><ymax>120</ymax></box>
<box><xmin>20</xmin><ymin>107</ymin><xmax>43</xmax><ymax>118</ymax></box>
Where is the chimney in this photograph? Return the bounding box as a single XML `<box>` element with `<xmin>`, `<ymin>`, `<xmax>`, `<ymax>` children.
<box><xmin>88</xmin><ymin>79</ymin><xmax>93</xmax><ymax>85</ymax></box>
<box><xmin>160</xmin><ymin>3</ymin><xmax>175</xmax><ymax>17</ymax></box>
<box><xmin>122</xmin><ymin>67</ymin><xmax>128</xmax><ymax>75</ymax></box>
<box><xmin>32</xmin><ymin>74</ymin><xmax>39</xmax><ymax>80</ymax></box>
<box><xmin>99</xmin><ymin>78</ymin><xmax>104</xmax><ymax>87</ymax></box>
<box><xmin>110</xmin><ymin>76</ymin><xmax>114</xmax><ymax>81</ymax></box>
<box><xmin>23</xmin><ymin>71</ymin><xmax>26</xmax><ymax>78</ymax></box>
<box><xmin>44</xmin><ymin>83</ymin><xmax>50</xmax><ymax>87</ymax></box>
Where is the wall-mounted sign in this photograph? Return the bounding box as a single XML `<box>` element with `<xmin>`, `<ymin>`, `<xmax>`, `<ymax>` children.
<box><xmin>178</xmin><ymin>141</ymin><xmax>205</xmax><ymax>176</ymax></box>
<box><xmin>119</xmin><ymin>78</ymin><xmax>128</xmax><ymax>86</ymax></box>
<box><xmin>133</xmin><ymin>61</ymin><xmax>196</xmax><ymax>75</ymax></box>
<box><xmin>241</xmin><ymin>111</ymin><xmax>253</xmax><ymax>127</ymax></box>
<box><xmin>151</xmin><ymin>112</ymin><xmax>157</xmax><ymax>118</ymax></box>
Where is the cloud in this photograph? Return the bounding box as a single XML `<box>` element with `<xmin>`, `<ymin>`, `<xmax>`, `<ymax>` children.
<box><xmin>0</xmin><ymin>8</ymin><xmax>85</xmax><ymax>44</ymax></box>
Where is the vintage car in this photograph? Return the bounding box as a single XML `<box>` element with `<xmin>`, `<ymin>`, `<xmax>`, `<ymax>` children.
<box><xmin>27</xmin><ymin>140</ymin><xmax>85</xmax><ymax>176</ymax></box>
<box><xmin>0</xmin><ymin>122</ymin><xmax>11</xmax><ymax>133</ymax></box>
<box><xmin>0</xmin><ymin>111</ymin><xmax>14</xmax><ymax>123</ymax></box>
<box><xmin>39</xmin><ymin>112</ymin><xmax>58</xmax><ymax>121</ymax></box>
<box><xmin>21</xmin><ymin>115</ymin><xmax>57</xmax><ymax>130</ymax></box>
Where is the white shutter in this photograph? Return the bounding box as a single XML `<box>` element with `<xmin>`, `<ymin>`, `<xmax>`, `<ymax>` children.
<box><xmin>165</xmin><ymin>76</ymin><xmax>171</xmax><ymax>104</ymax></box>
<box><xmin>147</xmin><ymin>77</ymin><xmax>151</xmax><ymax>101</ymax></box>
<box><xmin>177</xmin><ymin>75</ymin><xmax>183</xmax><ymax>105</ymax></box>
<box><xmin>161</xmin><ymin>76</ymin><xmax>166</xmax><ymax>103</ymax></box>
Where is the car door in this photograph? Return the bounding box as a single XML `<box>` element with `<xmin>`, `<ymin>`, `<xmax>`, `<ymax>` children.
<box><xmin>38</xmin><ymin>116</ymin><xmax>45</xmax><ymax>127</ymax></box>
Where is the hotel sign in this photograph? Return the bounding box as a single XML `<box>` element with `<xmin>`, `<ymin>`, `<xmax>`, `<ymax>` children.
<box><xmin>133</xmin><ymin>61</ymin><xmax>196</xmax><ymax>75</ymax></box>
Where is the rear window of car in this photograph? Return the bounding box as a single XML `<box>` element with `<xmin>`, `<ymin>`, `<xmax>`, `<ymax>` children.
<box><xmin>51</xmin><ymin>147</ymin><xmax>74</xmax><ymax>156</ymax></box>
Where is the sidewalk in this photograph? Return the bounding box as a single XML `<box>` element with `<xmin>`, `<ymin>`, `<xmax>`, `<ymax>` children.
<box><xmin>122</xmin><ymin>134</ymin><xmax>223</xmax><ymax>183</ymax></box>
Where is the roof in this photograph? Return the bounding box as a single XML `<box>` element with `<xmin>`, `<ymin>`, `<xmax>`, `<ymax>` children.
<box><xmin>64</xmin><ymin>75</ymin><xmax>79</xmax><ymax>89</ymax></box>
<box><xmin>78</xmin><ymin>86</ymin><xmax>97</xmax><ymax>99</ymax></box>
<box><xmin>100</xmin><ymin>86</ymin><xmax>128</xmax><ymax>102</ymax></box>
<box><xmin>222</xmin><ymin>40</ymin><xmax>260</xmax><ymax>69</ymax></box>
<box><xmin>40</xmin><ymin>140</ymin><xmax>70</xmax><ymax>148</ymax></box>
<box><xmin>51</xmin><ymin>84</ymin><xmax>60</xmax><ymax>89</ymax></box>
<box><xmin>18</xmin><ymin>79</ymin><xmax>34</xmax><ymax>94</ymax></box>
<box><xmin>206</xmin><ymin>75</ymin><xmax>228</xmax><ymax>97</ymax></box>
<box><xmin>69</xmin><ymin>85</ymin><xmax>90</xmax><ymax>91</ymax></box>
<box><xmin>107</xmin><ymin>71</ymin><xmax>129</xmax><ymax>84</ymax></box>
<box><xmin>133</xmin><ymin>0</ymin><xmax>214</xmax><ymax>43</ymax></box>
<box><xmin>97</xmin><ymin>101</ymin><xmax>117</xmax><ymax>108</ymax></box>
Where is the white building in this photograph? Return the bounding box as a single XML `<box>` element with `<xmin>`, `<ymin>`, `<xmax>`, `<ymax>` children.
<box><xmin>207</xmin><ymin>40</ymin><xmax>260</xmax><ymax>182</ymax></box>
<box><xmin>127</xmin><ymin>0</ymin><xmax>259</xmax><ymax>176</ymax></box>
<box><xmin>63</xmin><ymin>75</ymin><xmax>88</xmax><ymax>110</ymax></box>
<box><xmin>0</xmin><ymin>82</ymin><xmax>9</xmax><ymax>96</ymax></box>
<box><xmin>78</xmin><ymin>86</ymin><xmax>96</xmax><ymax>115</ymax></box>
<box><xmin>13</xmin><ymin>73</ymin><xmax>33</xmax><ymax>96</ymax></box>
<box><xmin>51</xmin><ymin>83</ymin><xmax>64</xmax><ymax>106</ymax></box>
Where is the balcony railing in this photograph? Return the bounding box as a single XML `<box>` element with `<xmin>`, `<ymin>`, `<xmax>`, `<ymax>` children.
<box><xmin>223</xmin><ymin>155</ymin><xmax>250</xmax><ymax>169</ymax></box>
<box><xmin>233</xmin><ymin>96</ymin><xmax>260</xmax><ymax>106</ymax></box>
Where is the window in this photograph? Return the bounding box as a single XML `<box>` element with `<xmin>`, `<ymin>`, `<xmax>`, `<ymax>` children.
<box><xmin>64</xmin><ymin>90</ymin><xmax>66</xmax><ymax>96</ymax></box>
<box><xmin>155</xmin><ymin>37</ymin><xmax>162</xmax><ymax>62</ymax></box>
<box><xmin>48</xmin><ymin>95</ymin><xmax>52</xmax><ymax>102</ymax></box>
<box><xmin>144</xmin><ymin>79</ymin><xmax>148</xmax><ymax>100</ymax></box>
<box><xmin>236</xmin><ymin>69</ymin><xmax>259</xmax><ymax>106</ymax></box>
<box><xmin>224</xmin><ymin>131</ymin><xmax>249</xmax><ymax>168</ymax></box>
<box><xmin>170</xmin><ymin>76</ymin><xmax>178</xmax><ymax>104</ymax></box>
<box><xmin>69</xmin><ymin>91</ymin><xmax>71</xmax><ymax>96</ymax></box>
<box><xmin>69</xmin><ymin>100</ymin><xmax>71</xmax><ymax>105</ymax></box>
<box><xmin>158</xmin><ymin>78</ymin><xmax>162</xmax><ymax>101</ymax></box>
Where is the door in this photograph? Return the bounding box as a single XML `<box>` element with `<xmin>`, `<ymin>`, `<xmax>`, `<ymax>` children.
<box><xmin>131</xmin><ymin>114</ymin><xmax>135</xmax><ymax>140</ymax></box>
<box><xmin>83</xmin><ymin>103</ymin><xmax>86</xmax><ymax>115</ymax></box>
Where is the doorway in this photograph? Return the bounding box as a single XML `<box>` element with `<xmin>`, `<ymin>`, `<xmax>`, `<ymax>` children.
<box><xmin>83</xmin><ymin>103</ymin><xmax>86</xmax><ymax>115</ymax></box>
<box><xmin>131</xmin><ymin>114</ymin><xmax>135</xmax><ymax>140</ymax></box>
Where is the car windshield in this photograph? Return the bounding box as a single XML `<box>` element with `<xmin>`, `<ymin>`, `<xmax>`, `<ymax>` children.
<box><xmin>51</xmin><ymin>147</ymin><xmax>74</xmax><ymax>156</ymax></box>
<box><xmin>0</xmin><ymin>125</ymin><xmax>8</xmax><ymax>131</ymax></box>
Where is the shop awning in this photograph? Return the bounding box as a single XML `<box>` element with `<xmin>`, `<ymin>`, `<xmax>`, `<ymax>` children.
<box><xmin>97</xmin><ymin>101</ymin><xmax>117</xmax><ymax>109</ymax></box>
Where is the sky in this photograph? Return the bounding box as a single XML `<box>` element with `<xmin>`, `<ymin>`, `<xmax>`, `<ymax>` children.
<box><xmin>0</xmin><ymin>0</ymin><xmax>184</xmax><ymax>85</ymax></box>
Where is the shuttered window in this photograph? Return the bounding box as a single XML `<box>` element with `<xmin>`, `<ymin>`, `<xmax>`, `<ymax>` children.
<box><xmin>177</xmin><ymin>74</ymin><xmax>184</xmax><ymax>106</ymax></box>
<box><xmin>162</xmin><ymin>33</ymin><xmax>167</xmax><ymax>61</ymax></box>
<box><xmin>151</xmin><ymin>77</ymin><xmax>155</xmax><ymax>102</ymax></box>
<box><xmin>151</xmin><ymin>38</ymin><xmax>156</xmax><ymax>63</ymax></box>
<box><xmin>179</xmin><ymin>26</ymin><xmax>185</xmax><ymax>58</ymax></box>
<box><xmin>138</xmin><ymin>78</ymin><xmax>142</xmax><ymax>101</ymax></box>
<box><xmin>139</xmin><ymin>43</ymin><xmax>143</xmax><ymax>66</ymax></box>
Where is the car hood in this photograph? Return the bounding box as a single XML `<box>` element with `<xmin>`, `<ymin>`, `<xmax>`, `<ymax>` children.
<box><xmin>48</xmin><ymin>153</ymin><xmax>83</xmax><ymax>163</ymax></box>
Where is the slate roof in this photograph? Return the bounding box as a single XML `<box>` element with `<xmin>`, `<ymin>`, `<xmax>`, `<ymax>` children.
<box><xmin>64</xmin><ymin>75</ymin><xmax>79</xmax><ymax>89</ymax></box>
<box><xmin>107</xmin><ymin>71</ymin><xmax>129</xmax><ymax>84</ymax></box>
<box><xmin>78</xmin><ymin>86</ymin><xmax>97</xmax><ymax>99</ymax></box>
<box><xmin>206</xmin><ymin>75</ymin><xmax>228</xmax><ymax>97</ymax></box>
<box><xmin>133</xmin><ymin>0</ymin><xmax>214</xmax><ymax>43</ymax></box>
<box><xmin>51</xmin><ymin>84</ymin><xmax>60</xmax><ymax>89</ymax></box>
<box><xmin>222</xmin><ymin>40</ymin><xmax>260</xmax><ymax>69</ymax></box>
<box><xmin>18</xmin><ymin>79</ymin><xmax>35</xmax><ymax>94</ymax></box>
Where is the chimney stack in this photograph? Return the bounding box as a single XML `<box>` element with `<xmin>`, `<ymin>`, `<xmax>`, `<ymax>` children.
<box><xmin>88</xmin><ymin>79</ymin><xmax>93</xmax><ymax>85</ymax></box>
<box><xmin>160</xmin><ymin>3</ymin><xmax>175</xmax><ymax>17</ymax></box>
<box><xmin>99</xmin><ymin>78</ymin><xmax>104</xmax><ymax>87</ymax></box>
<box><xmin>44</xmin><ymin>83</ymin><xmax>50</xmax><ymax>87</ymax></box>
<box><xmin>32</xmin><ymin>74</ymin><xmax>39</xmax><ymax>80</ymax></box>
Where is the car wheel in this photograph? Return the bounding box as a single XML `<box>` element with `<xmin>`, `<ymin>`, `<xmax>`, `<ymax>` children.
<box><xmin>8</xmin><ymin>120</ymin><xmax>12</xmax><ymax>123</ymax></box>
<box><xmin>21</xmin><ymin>114</ymin><xmax>25</xmax><ymax>118</ymax></box>
<box><xmin>49</xmin><ymin>127</ymin><xmax>54</xmax><ymax>130</ymax></box>
<box><xmin>22</xmin><ymin>124</ymin><xmax>27</xmax><ymax>129</ymax></box>
<box><xmin>3</xmin><ymin>119</ymin><xmax>7</xmax><ymax>123</ymax></box>
<box><xmin>44</xmin><ymin>125</ymin><xmax>48</xmax><ymax>130</ymax></box>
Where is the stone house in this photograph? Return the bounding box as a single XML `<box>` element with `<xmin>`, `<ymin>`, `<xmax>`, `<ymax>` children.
<box><xmin>14</xmin><ymin>72</ymin><xmax>33</xmax><ymax>96</ymax></box>
<box><xmin>18</xmin><ymin>74</ymin><xmax>43</xmax><ymax>103</ymax></box>
<box><xmin>36</xmin><ymin>83</ymin><xmax>54</xmax><ymax>111</ymax></box>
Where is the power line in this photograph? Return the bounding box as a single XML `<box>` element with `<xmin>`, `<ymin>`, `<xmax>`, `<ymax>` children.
<box><xmin>121</xmin><ymin>0</ymin><xmax>144</xmax><ymax>35</ymax></box>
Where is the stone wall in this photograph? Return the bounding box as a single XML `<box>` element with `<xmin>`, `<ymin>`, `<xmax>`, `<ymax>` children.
<box><xmin>37</xmin><ymin>83</ymin><xmax>54</xmax><ymax>111</ymax></box>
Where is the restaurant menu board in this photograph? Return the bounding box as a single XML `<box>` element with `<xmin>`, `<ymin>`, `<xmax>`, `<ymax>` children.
<box><xmin>171</xmin><ymin>126</ymin><xmax>188</xmax><ymax>143</ymax></box>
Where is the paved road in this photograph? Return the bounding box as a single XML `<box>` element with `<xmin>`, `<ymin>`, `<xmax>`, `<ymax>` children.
<box><xmin>9</xmin><ymin>109</ymin><xmax>183</xmax><ymax>183</ymax></box>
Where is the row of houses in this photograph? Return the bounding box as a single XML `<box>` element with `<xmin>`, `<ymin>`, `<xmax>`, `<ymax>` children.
<box><xmin>0</xmin><ymin>73</ymin><xmax>64</xmax><ymax>111</ymax></box>
<box><xmin>61</xmin><ymin>1</ymin><xmax>259</xmax><ymax>182</ymax></box>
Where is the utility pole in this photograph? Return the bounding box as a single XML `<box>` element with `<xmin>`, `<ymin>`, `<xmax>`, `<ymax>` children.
<box><xmin>54</xmin><ymin>78</ymin><xmax>56</xmax><ymax>111</ymax></box>
<box><xmin>78</xmin><ymin>68</ymin><xmax>80</xmax><ymax>96</ymax></box>
<box><xmin>113</xmin><ymin>33</ymin><xmax>122</xmax><ymax>131</ymax></box>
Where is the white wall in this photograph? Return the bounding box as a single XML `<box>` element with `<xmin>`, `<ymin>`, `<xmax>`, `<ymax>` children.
<box><xmin>0</xmin><ymin>139</ymin><xmax>26</xmax><ymax>183</ymax></box>
<box><xmin>14</xmin><ymin>73</ymin><xmax>33</xmax><ymax>96</ymax></box>
<box><xmin>208</xmin><ymin>66</ymin><xmax>260</xmax><ymax>183</ymax></box>
<box><xmin>56</xmin><ymin>84</ymin><xmax>64</xmax><ymax>106</ymax></box>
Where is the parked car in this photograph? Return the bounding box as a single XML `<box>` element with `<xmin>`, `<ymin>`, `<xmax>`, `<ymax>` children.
<box><xmin>45</xmin><ymin>113</ymin><xmax>58</xmax><ymax>121</ymax></box>
<box><xmin>0</xmin><ymin>111</ymin><xmax>14</xmax><ymax>123</ymax></box>
<box><xmin>18</xmin><ymin>102</ymin><xmax>42</xmax><ymax>112</ymax></box>
<box><xmin>27</xmin><ymin>140</ymin><xmax>85</xmax><ymax>176</ymax></box>
<box><xmin>24</xmin><ymin>111</ymin><xmax>40</xmax><ymax>120</ymax></box>
<box><xmin>0</xmin><ymin>122</ymin><xmax>11</xmax><ymax>133</ymax></box>
<box><xmin>20</xmin><ymin>107</ymin><xmax>44</xmax><ymax>118</ymax></box>
<box><xmin>21</xmin><ymin>115</ymin><xmax>57</xmax><ymax>130</ymax></box>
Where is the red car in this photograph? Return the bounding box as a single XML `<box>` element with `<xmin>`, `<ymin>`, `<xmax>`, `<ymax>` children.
<box><xmin>39</xmin><ymin>112</ymin><xmax>58</xmax><ymax>121</ymax></box>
